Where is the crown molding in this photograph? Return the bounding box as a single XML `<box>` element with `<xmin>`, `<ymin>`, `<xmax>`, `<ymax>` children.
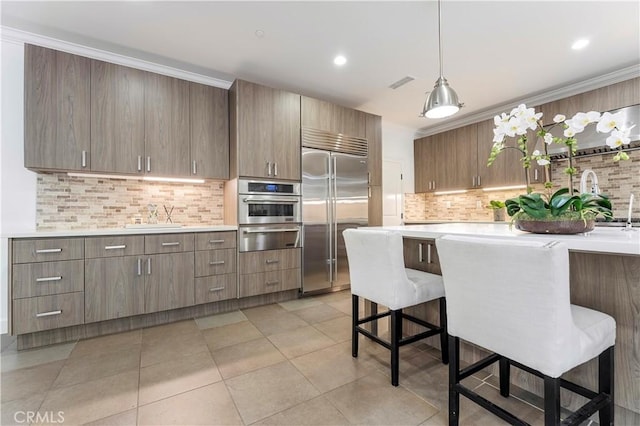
<box><xmin>0</xmin><ymin>26</ymin><xmax>233</xmax><ymax>89</ymax></box>
<box><xmin>415</xmin><ymin>64</ymin><xmax>640</xmax><ymax>138</ymax></box>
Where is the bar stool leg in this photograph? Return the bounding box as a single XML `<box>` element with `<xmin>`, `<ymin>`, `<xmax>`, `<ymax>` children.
<box><xmin>439</xmin><ymin>297</ymin><xmax>449</xmax><ymax>364</ymax></box>
<box><xmin>543</xmin><ymin>376</ymin><xmax>560</xmax><ymax>426</ymax></box>
<box><xmin>390</xmin><ymin>309</ymin><xmax>402</xmax><ymax>386</ymax></box>
<box><xmin>599</xmin><ymin>346</ymin><xmax>615</xmax><ymax>426</ymax></box>
<box><xmin>448</xmin><ymin>336</ymin><xmax>460</xmax><ymax>426</ymax></box>
<box><xmin>499</xmin><ymin>357</ymin><xmax>510</xmax><ymax>397</ymax></box>
<box><xmin>352</xmin><ymin>295</ymin><xmax>359</xmax><ymax>358</ymax></box>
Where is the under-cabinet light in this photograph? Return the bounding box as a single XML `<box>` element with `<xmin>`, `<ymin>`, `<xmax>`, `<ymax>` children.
<box><xmin>67</xmin><ymin>173</ymin><xmax>205</xmax><ymax>184</ymax></box>
<box><xmin>482</xmin><ymin>185</ymin><xmax>527</xmax><ymax>192</ymax></box>
<box><xmin>67</xmin><ymin>172</ymin><xmax>138</xmax><ymax>180</ymax></box>
<box><xmin>434</xmin><ymin>189</ymin><xmax>468</xmax><ymax>195</ymax></box>
<box><xmin>143</xmin><ymin>176</ymin><xmax>205</xmax><ymax>184</ymax></box>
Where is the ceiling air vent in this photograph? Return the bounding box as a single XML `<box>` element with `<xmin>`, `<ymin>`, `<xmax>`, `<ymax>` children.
<box><xmin>388</xmin><ymin>76</ymin><xmax>415</xmax><ymax>90</ymax></box>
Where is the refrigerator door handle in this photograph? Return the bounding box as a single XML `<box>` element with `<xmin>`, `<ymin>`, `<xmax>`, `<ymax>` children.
<box><xmin>332</xmin><ymin>155</ymin><xmax>339</xmax><ymax>280</ymax></box>
<box><xmin>327</xmin><ymin>155</ymin><xmax>334</xmax><ymax>285</ymax></box>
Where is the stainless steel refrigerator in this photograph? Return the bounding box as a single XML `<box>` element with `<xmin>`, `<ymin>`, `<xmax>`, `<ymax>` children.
<box><xmin>302</xmin><ymin>147</ymin><xmax>368</xmax><ymax>293</ymax></box>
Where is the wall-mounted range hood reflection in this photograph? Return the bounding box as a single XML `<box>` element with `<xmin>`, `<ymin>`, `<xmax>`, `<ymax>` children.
<box><xmin>547</xmin><ymin>104</ymin><xmax>640</xmax><ymax>160</ymax></box>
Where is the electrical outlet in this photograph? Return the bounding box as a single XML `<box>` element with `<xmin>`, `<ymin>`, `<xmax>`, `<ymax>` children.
<box><xmin>445</xmin><ymin>201</ymin><xmax>452</xmax><ymax>208</ymax></box>
<box><xmin>476</xmin><ymin>200</ymin><xmax>482</xmax><ymax>209</ymax></box>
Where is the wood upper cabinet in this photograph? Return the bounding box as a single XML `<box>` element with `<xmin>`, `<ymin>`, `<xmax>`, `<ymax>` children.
<box><xmin>539</xmin><ymin>94</ymin><xmax>584</xmax><ymax>126</ymax></box>
<box><xmin>231</xmin><ymin>79</ymin><xmax>301</xmax><ymax>180</ymax></box>
<box><xmin>301</xmin><ymin>96</ymin><xmax>366</xmax><ymax>138</ymax></box>
<box><xmin>190</xmin><ymin>82</ymin><xmax>229</xmax><ymax>179</ymax></box>
<box><xmin>366</xmin><ymin>113</ymin><xmax>382</xmax><ymax>186</ymax></box>
<box><xmin>581</xmin><ymin>77</ymin><xmax>640</xmax><ymax>113</ymax></box>
<box><xmin>144</xmin><ymin>73</ymin><xmax>191</xmax><ymax>177</ymax></box>
<box><xmin>24</xmin><ymin>44</ymin><xmax>91</xmax><ymax>171</ymax></box>
<box><xmin>91</xmin><ymin>60</ymin><xmax>145</xmax><ymax>174</ymax></box>
<box><xmin>414</xmin><ymin>135</ymin><xmax>437</xmax><ymax>193</ymax></box>
<box><xmin>477</xmin><ymin>118</ymin><xmax>527</xmax><ymax>187</ymax></box>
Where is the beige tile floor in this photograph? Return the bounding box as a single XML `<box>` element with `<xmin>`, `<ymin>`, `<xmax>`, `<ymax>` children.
<box><xmin>2</xmin><ymin>290</ymin><xmax>554</xmax><ymax>425</ymax></box>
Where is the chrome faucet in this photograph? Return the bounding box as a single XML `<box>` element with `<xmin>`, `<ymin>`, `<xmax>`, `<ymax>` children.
<box><xmin>579</xmin><ymin>169</ymin><xmax>599</xmax><ymax>194</ymax></box>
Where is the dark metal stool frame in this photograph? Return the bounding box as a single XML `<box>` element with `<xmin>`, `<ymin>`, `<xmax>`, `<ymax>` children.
<box><xmin>448</xmin><ymin>336</ymin><xmax>615</xmax><ymax>426</ymax></box>
<box><xmin>352</xmin><ymin>295</ymin><xmax>449</xmax><ymax>386</ymax></box>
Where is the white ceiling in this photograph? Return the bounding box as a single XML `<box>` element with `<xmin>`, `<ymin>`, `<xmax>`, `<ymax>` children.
<box><xmin>2</xmin><ymin>1</ymin><xmax>639</xmax><ymax>134</ymax></box>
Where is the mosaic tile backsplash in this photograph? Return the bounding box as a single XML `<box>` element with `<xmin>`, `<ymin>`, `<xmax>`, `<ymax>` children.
<box><xmin>406</xmin><ymin>150</ymin><xmax>640</xmax><ymax>222</ymax></box>
<box><xmin>37</xmin><ymin>174</ymin><xmax>225</xmax><ymax>230</ymax></box>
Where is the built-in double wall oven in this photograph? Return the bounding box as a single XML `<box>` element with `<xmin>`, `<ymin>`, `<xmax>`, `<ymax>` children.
<box><xmin>238</xmin><ymin>179</ymin><xmax>302</xmax><ymax>252</ymax></box>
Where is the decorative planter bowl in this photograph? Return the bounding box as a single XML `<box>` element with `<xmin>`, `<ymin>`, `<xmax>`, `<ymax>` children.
<box><xmin>515</xmin><ymin>218</ymin><xmax>595</xmax><ymax>234</ymax></box>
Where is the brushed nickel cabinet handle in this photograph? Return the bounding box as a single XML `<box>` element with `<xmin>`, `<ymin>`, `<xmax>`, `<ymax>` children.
<box><xmin>418</xmin><ymin>243</ymin><xmax>424</xmax><ymax>263</ymax></box>
<box><xmin>105</xmin><ymin>245</ymin><xmax>126</xmax><ymax>250</ymax></box>
<box><xmin>161</xmin><ymin>242</ymin><xmax>180</xmax><ymax>247</ymax></box>
<box><xmin>209</xmin><ymin>239</ymin><xmax>225</xmax><ymax>244</ymax></box>
<box><xmin>35</xmin><ymin>248</ymin><xmax>62</xmax><ymax>254</ymax></box>
<box><xmin>265</xmin><ymin>259</ymin><xmax>279</xmax><ymax>264</ymax></box>
<box><xmin>137</xmin><ymin>258</ymin><xmax>142</xmax><ymax>276</ymax></box>
<box><xmin>427</xmin><ymin>243</ymin><xmax>432</xmax><ymax>264</ymax></box>
<box><xmin>36</xmin><ymin>276</ymin><xmax>62</xmax><ymax>283</ymax></box>
<box><xmin>147</xmin><ymin>258</ymin><xmax>152</xmax><ymax>275</ymax></box>
<box><xmin>265</xmin><ymin>281</ymin><xmax>279</xmax><ymax>286</ymax></box>
<box><xmin>267</xmin><ymin>161</ymin><xmax>272</xmax><ymax>176</ymax></box>
<box><xmin>472</xmin><ymin>176</ymin><xmax>476</xmax><ymax>187</ymax></box>
<box><xmin>137</xmin><ymin>155</ymin><xmax>142</xmax><ymax>172</ymax></box>
<box><xmin>209</xmin><ymin>260</ymin><xmax>225</xmax><ymax>266</ymax></box>
<box><xmin>147</xmin><ymin>156</ymin><xmax>151</xmax><ymax>172</ymax></box>
<box><xmin>81</xmin><ymin>150</ymin><xmax>87</xmax><ymax>168</ymax></box>
<box><xmin>477</xmin><ymin>175</ymin><xmax>481</xmax><ymax>186</ymax></box>
<box><xmin>274</xmin><ymin>162</ymin><xmax>278</xmax><ymax>176</ymax></box>
<box><xmin>209</xmin><ymin>286</ymin><xmax>225</xmax><ymax>292</ymax></box>
<box><xmin>534</xmin><ymin>169</ymin><xmax>539</xmax><ymax>181</ymax></box>
<box><xmin>193</xmin><ymin>160</ymin><xmax>197</xmax><ymax>175</ymax></box>
<box><xmin>36</xmin><ymin>310</ymin><xmax>62</xmax><ymax>318</ymax></box>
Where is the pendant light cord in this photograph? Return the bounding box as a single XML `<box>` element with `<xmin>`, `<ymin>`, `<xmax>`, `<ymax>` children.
<box><xmin>437</xmin><ymin>0</ymin><xmax>444</xmax><ymax>78</ymax></box>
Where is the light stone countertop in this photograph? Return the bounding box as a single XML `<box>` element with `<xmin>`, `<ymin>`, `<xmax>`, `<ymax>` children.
<box><xmin>3</xmin><ymin>225</ymin><xmax>237</xmax><ymax>239</ymax></box>
<box><xmin>365</xmin><ymin>223</ymin><xmax>640</xmax><ymax>256</ymax></box>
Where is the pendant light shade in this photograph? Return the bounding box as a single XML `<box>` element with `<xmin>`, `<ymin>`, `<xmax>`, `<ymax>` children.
<box><xmin>420</xmin><ymin>0</ymin><xmax>462</xmax><ymax>119</ymax></box>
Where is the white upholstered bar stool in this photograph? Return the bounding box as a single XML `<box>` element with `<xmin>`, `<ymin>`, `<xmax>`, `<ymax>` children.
<box><xmin>343</xmin><ymin>229</ymin><xmax>448</xmax><ymax>387</ymax></box>
<box><xmin>436</xmin><ymin>235</ymin><xmax>615</xmax><ymax>426</ymax></box>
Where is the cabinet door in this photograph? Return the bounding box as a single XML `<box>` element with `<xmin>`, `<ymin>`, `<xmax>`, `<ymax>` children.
<box><xmin>301</xmin><ymin>96</ymin><xmax>333</xmax><ymax>131</ymax></box>
<box><xmin>336</xmin><ymin>105</ymin><xmax>366</xmax><ymax>138</ymax></box>
<box><xmin>144</xmin><ymin>73</ymin><xmax>191</xmax><ymax>176</ymax></box>
<box><xmin>402</xmin><ymin>238</ymin><xmax>441</xmax><ymax>275</ymax></box>
<box><xmin>414</xmin><ymin>136</ymin><xmax>430</xmax><ymax>193</ymax></box>
<box><xmin>85</xmin><ymin>256</ymin><xmax>144</xmax><ymax>322</ymax></box>
<box><xmin>581</xmin><ymin>77</ymin><xmax>640</xmax><ymax>113</ymax></box>
<box><xmin>366</xmin><ymin>114</ymin><xmax>382</xmax><ymax>186</ymax></box>
<box><xmin>271</xmin><ymin>89</ymin><xmax>301</xmax><ymax>180</ymax></box>
<box><xmin>477</xmin><ymin>119</ymin><xmax>526</xmax><ymax>188</ymax></box>
<box><xmin>368</xmin><ymin>185</ymin><xmax>383</xmax><ymax>226</ymax></box>
<box><xmin>451</xmin><ymin>124</ymin><xmax>478</xmax><ymax>190</ymax></box>
<box><xmin>539</xmin><ymin>94</ymin><xmax>584</xmax><ymax>126</ymax></box>
<box><xmin>91</xmin><ymin>61</ymin><xmax>145</xmax><ymax>174</ymax></box>
<box><xmin>24</xmin><ymin>45</ymin><xmax>90</xmax><ymax>171</ymax></box>
<box><xmin>190</xmin><ymin>82</ymin><xmax>229</xmax><ymax>179</ymax></box>
<box><xmin>144</xmin><ymin>252</ymin><xmax>194</xmax><ymax>313</ymax></box>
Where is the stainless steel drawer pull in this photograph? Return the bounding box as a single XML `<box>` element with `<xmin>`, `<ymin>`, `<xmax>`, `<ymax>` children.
<box><xmin>36</xmin><ymin>310</ymin><xmax>62</xmax><ymax>318</ymax></box>
<box><xmin>193</xmin><ymin>160</ymin><xmax>197</xmax><ymax>175</ymax></box>
<box><xmin>418</xmin><ymin>243</ymin><xmax>424</xmax><ymax>263</ymax></box>
<box><xmin>265</xmin><ymin>259</ymin><xmax>280</xmax><ymax>264</ymax></box>
<box><xmin>36</xmin><ymin>276</ymin><xmax>62</xmax><ymax>283</ymax></box>
<box><xmin>242</xmin><ymin>198</ymin><xmax>299</xmax><ymax>204</ymax></box>
<box><xmin>265</xmin><ymin>281</ymin><xmax>279</xmax><ymax>286</ymax></box>
<box><xmin>161</xmin><ymin>242</ymin><xmax>180</xmax><ymax>247</ymax></box>
<box><xmin>105</xmin><ymin>245</ymin><xmax>126</xmax><ymax>250</ymax></box>
<box><xmin>209</xmin><ymin>260</ymin><xmax>225</xmax><ymax>266</ymax></box>
<box><xmin>137</xmin><ymin>258</ymin><xmax>142</xmax><ymax>276</ymax></box>
<box><xmin>81</xmin><ymin>150</ymin><xmax>87</xmax><ymax>168</ymax></box>
<box><xmin>209</xmin><ymin>286</ymin><xmax>225</xmax><ymax>292</ymax></box>
<box><xmin>147</xmin><ymin>258</ymin><xmax>152</xmax><ymax>275</ymax></box>
<box><xmin>209</xmin><ymin>239</ymin><xmax>225</xmax><ymax>244</ymax></box>
<box><xmin>427</xmin><ymin>244</ymin><xmax>432</xmax><ymax>264</ymax></box>
<box><xmin>137</xmin><ymin>155</ymin><xmax>142</xmax><ymax>172</ymax></box>
<box><xmin>35</xmin><ymin>248</ymin><xmax>62</xmax><ymax>254</ymax></box>
<box><xmin>243</xmin><ymin>228</ymin><xmax>299</xmax><ymax>234</ymax></box>
<box><xmin>147</xmin><ymin>156</ymin><xmax>151</xmax><ymax>172</ymax></box>
<box><xmin>274</xmin><ymin>162</ymin><xmax>278</xmax><ymax>176</ymax></box>
<box><xmin>267</xmin><ymin>161</ymin><xmax>272</xmax><ymax>176</ymax></box>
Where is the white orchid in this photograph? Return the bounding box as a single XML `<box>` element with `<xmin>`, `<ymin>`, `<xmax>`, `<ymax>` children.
<box><xmin>564</xmin><ymin>118</ymin><xmax>584</xmax><ymax>133</ymax></box>
<box><xmin>492</xmin><ymin>128</ymin><xmax>505</xmax><ymax>143</ymax></box>
<box><xmin>563</xmin><ymin>127</ymin><xmax>577</xmax><ymax>138</ymax></box>
<box><xmin>544</xmin><ymin>133</ymin><xmax>553</xmax><ymax>144</ymax></box>
<box><xmin>605</xmin><ymin>127</ymin><xmax>634</xmax><ymax>148</ymax></box>
<box><xmin>494</xmin><ymin>112</ymin><xmax>509</xmax><ymax>127</ymax></box>
<box><xmin>596</xmin><ymin>111</ymin><xmax>625</xmax><ymax>133</ymax></box>
<box><xmin>536</xmin><ymin>158</ymin><xmax>550</xmax><ymax>166</ymax></box>
<box><xmin>553</xmin><ymin>114</ymin><xmax>566</xmax><ymax>123</ymax></box>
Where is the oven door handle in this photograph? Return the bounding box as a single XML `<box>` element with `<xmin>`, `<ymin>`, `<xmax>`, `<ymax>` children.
<box><xmin>242</xmin><ymin>197</ymin><xmax>299</xmax><ymax>204</ymax></box>
<box><xmin>242</xmin><ymin>228</ymin><xmax>300</xmax><ymax>234</ymax></box>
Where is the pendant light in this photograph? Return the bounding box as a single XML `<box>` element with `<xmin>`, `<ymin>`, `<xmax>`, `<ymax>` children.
<box><xmin>420</xmin><ymin>0</ymin><xmax>463</xmax><ymax>119</ymax></box>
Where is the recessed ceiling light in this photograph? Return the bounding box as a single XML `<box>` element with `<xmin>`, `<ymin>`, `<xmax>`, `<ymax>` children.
<box><xmin>255</xmin><ymin>29</ymin><xmax>265</xmax><ymax>38</ymax></box>
<box><xmin>571</xmin><ymin>39</ymin><xmax>590</xmax><ymax>50</ymax></box>
<box><xmin>333</xmin><ymin>55</ymin><xmax>347</xmax><ymax>66</ymax></box>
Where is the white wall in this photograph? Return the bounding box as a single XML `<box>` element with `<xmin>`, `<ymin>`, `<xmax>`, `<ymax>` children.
<box><xmin>1</xmin><ymin>38</ymin><xmax>37</xmax><ymax>334</ymax></box>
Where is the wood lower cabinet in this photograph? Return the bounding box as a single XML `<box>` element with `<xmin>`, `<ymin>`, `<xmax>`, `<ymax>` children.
<box><xmin>230</xmin><ymin>79</ymin><xmax>301</xmax><ymax>180</ymax></box>
<box><xmin>403</xmin><ymin>238</ymin><xmax>441</xmax><ymax>275</ymax></box>
<box><xmin>194</xmin><ymin>230</ymin><xmax>237</xmax><ymax>305</ymax></box>
<box><xmin>238</xmin><ymin>248</ymin><xmax>301</xmax><ymax>297</ymax></box>
<box><xmin>24</xmin><ymin>44</ymin><xmax>91</xmax><ymax>172</ymax></box>
<box><xmin>190</xmin><ymin>82</ymin><xmax>229</xmax><ymax>179</ymax></box>
<box><xmin>144</xmin><ymin>252</ymin><xmax>195</xmax><ymax>313</ymax></box>
<box><xmin>90</xmin><ymin>60</ymin><xmax>145</xmax><ymax>174</ymax></box>
<box><xmin>144</xmin><ymin>73</ymin><xmax>191</xmax><ymax>177</ymax></box>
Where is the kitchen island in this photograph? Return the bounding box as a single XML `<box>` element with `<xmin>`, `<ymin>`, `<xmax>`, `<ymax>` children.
<box><xmin>366</xmin><ymin>223</ymin><xmax>639</xmax><ymax>421</ymax></box>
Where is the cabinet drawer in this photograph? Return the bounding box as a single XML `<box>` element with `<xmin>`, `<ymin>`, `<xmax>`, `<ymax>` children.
<box><xmin>195</xmin><ymin>249</ymin><xmax>236</xmax><ymax>277</ymax></box>
<box><xmin>145</xmin><ymin>233</ymin><xmax>194</xmax><ymax>254</ymax></box>
<box><xmin>13</xmin><ymin>260</ymin><xmax>84</xmax><ymax>299</ymax></box>
<box><xmin>239</xmin><ymin>268</ymin><xmax>300</xmax><ymax>298</ymax></box>
<box><xmin>85</xmin><ymin>235</ymin><xmax>144</xmax><ymax>258</ymax></box>
<box><xmin>13</xmin><ymin>238</ymin><xmax>84</xmax><ymax>263</ymax></box>
<box><xmin>195</xmin><ymin>274</ymin><xmax>237</xmax><ymax>304</ymax></box>
<box><xmin>402</xmin><ymin>238</ymin><xmax>441</xmax><ymax>275</ymax></box>
<box><xmin>239</xmin><ymin>248</ymin><xmax>301</xmax><ymax>274</ymax></box>
<box><xmin>13</xmin><ymin>292</ymin><xmax>84</xmax><ymax>334</ymax></box>
<box><xmin>195</xmin><ymin>231</ymin><xmax>236</xmax><ymax>250</ymax></box>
